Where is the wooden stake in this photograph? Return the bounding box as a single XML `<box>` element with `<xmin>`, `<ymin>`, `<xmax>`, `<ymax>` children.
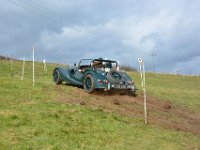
<box><xmin>142</xmin><ymin>61</ymin><xmax>148</xmax><ymax>124</ymax></box>
<box><xmin>10</xmin><ymin>57</ymin><xmax>13</xmax><ymax>70</ymax></box>
<box><xmin>21</xmin><ymin>57</ymin><xmax>25</xmax><ymax>80</ymax></box>
<box><xmin>138</xmin><ymin>58</ymin><xmax>148</xmax><ymax>124</ymax></box>
<box><xmin>43</xmin><ymin>59</ymin><xmax>47</xmax><ymax>74</ymax></box>
<box><xmin>33</xmin><ymin>45</ymin><xmax>35</xmax><ymax>86</ymax></box>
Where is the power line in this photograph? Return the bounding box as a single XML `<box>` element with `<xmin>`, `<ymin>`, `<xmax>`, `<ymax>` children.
<box><xmin>27</xmin><ymin>0</ymin><xmax>88</xmax><ymax>32</ymax></box>
<box><xmin>8</xmin><ymin>0</ymin><xmax>65</xmax><ymax>27</ymax></box>
<box><xmin>20</xmin><ymin>0</ymin><xmax>89</xmax><ymax>32</ymax></box>
<box><xmin>8</xmin><ymin>0</ymin><xmax>89</xmax><ymax>33</ymax></box>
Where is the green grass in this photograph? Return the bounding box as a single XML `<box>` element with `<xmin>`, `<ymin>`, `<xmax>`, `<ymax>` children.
<box><xmin>0</xmin><ymin>59</ymin><xmax>199</xmax><ymax>149</ymax></box>
<box><xmin>129</xmin><ymin>72</ymin><xmax>200</xmax><ymax>112</ymax></box>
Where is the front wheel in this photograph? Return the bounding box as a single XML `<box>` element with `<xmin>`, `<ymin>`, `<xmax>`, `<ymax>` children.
<box><xmin>83</xmin><ymin>74</ymin><xmax>95</xmax><ymax>93</ymax></box>
<box><xmin>53</xmin><ymin>69</ymin><xmax>62</xmax><ymax>84</ymax></box>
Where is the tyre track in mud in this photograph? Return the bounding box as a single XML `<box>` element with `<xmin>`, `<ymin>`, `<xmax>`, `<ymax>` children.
<box><xmin>55</xmin><ymin>85</ymin><xmax>200</xmax><ymax>135</ymax></box>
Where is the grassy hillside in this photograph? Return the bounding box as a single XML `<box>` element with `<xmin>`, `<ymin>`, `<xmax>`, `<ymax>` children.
<box><xmin>0</xmin><ymin>59</ymin><xmax>199</xmax><ymax>149</ymax></box>
<box><xmin>129</xmin><ymin>72</ymin><xmax>200</xmax><ymax>112</ymax></box>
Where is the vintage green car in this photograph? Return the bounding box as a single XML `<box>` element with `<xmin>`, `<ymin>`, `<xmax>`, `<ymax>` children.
<box><xmin>53</xmin><ymin>58</ymin><xmax>136</xmax><ymax>94</ymax></box>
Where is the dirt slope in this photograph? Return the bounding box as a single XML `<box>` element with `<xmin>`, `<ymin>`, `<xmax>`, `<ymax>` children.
<box><xmin>56</xmin><ymin>86</ymin><xmax>200</xmax><ymax>135</ymax></box>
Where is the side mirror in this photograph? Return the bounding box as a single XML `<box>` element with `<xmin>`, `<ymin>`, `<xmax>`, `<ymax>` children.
<box><xmin>74</xmin><ymin>63</ymin><xmax>76</xmax><ymax>67</ymax></box>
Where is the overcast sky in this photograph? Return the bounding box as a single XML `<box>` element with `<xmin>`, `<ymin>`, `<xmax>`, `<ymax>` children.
<box><xmin>0</xmin><ymin>0</ymin><xmax>200</xmax><ymax>74</ymax></box>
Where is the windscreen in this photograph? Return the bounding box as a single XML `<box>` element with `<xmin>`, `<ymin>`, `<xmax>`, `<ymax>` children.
<box><xmin>79</xmin><ymin>59</ymin><xmax>93</xmax><ymax>67</ymax></box>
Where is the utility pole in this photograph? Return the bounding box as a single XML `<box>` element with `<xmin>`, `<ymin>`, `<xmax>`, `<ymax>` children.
<box><xmin>176</xmin><ymin>68</ymin><xmax>181</xmax><ymax>75</ymax></box>
<box><xmin>151</xmin><ymin>53</ymin><xmax>156</xmax><ymax>72</ymax></box>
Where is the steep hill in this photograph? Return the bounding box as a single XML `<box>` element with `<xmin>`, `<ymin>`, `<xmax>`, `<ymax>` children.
<box><xmin>0</xmin><ymin>59</ymin><xmax>199</xmax><ymax>149</ymax></box>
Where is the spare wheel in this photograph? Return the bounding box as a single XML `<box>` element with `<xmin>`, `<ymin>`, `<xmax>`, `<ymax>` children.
<box><xmin>106</xmin><ymin>69</ymin><xmax>125</xmax><ymax>84</ymax></box>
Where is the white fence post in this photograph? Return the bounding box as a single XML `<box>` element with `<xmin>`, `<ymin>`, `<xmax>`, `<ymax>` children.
<box><xmin>138</xmin><ymin>58</ymin><xmax>148</xmax><ymax>124</ymax></box>
<box><xmin>33</xmin><ymin>45</ymin><xmax>35</xmax><ymax>86</ymax></box>
<box><xmin>43</xmin><ymin>59</ymin><xmax>47</xmax><ymax>74</ymax></box>
<box><xmin>21</xmin><ymin>57</ymin><xmax>25</xmax><ymax>80</ymax></box>
<box><xmin>10</xmin><ymin>57</ymin><xmax>13</xmax><ymax>70</ymax></box>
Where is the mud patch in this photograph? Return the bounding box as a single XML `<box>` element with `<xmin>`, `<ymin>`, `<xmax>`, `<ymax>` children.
<box><xmin>163</xmin><ymin>101</ymin><xmax>172</xmax><ymax>109</ymax></box>
<box><xmin>113</xmin><ymin>99</ymin><xmax>120</xmax><ymax>105</ymax></box>
<box><xmin>80</xmin><ymin>101</ymin><xmax>86</xmax><ymax>105</ymax></box>
<box><xmin>55</xmin><ymin>86</ymin><xmax>200</xmax><ymax>135</ymax></box>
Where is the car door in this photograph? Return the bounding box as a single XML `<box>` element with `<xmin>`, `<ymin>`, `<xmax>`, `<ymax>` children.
<box><xmin>74</xmin><ymin>68</ymin><xmax>83</xmax><ymax>82</ymax></box>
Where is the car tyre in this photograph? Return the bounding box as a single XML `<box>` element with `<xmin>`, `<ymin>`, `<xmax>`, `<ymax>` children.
<box><xmin>84</xmin><ymin>74</ymin><xmax>95</xmax><ymax>93</ymax></box>
<box><xmin>128</xmin><ymin>91</ymin><xmax>137</xmax><ymax>97</ymax></box>
<box><xmin>53</xmin><ymin>69</ymin><xmax>62</xmax><ymax>84</ymax></box>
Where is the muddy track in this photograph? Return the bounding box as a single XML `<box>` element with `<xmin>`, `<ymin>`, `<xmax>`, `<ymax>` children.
<box><xmin>55</xmin><ymin>86</ymin><xmax>200</xmax><ymax>135</ymax></box>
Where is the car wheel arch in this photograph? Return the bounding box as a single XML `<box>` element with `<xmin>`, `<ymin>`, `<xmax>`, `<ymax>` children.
<box><xmin>83</xmin><ymin>73</ymin><xmax>98</xmax><ymax>86</ymax></box>
<box><xmin>53</xmin><ymin>68</ymin><xmax>62</xmax><ymax>84</ymax></box>
<box><xmin>83</xmin><ymin>73</ymin><xmax>96</xmax><ymax>93</ymax></box>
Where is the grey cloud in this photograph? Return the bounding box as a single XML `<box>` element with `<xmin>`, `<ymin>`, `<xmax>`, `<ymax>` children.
<box><xmin>0</xmin><ymin>0</ymin><xmax>200</xmax><ymax>74</ymax></box>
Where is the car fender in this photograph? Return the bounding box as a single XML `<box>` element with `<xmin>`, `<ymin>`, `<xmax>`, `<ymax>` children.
<box><xmin>83</xmin><ymin>70</ymin><xmax>107</xmax><ymax>89</ymax></box>
<box><xmin>119</xmin><ymin>71</ymin><xmax>135</xmax><ymax>86</ymax></box>
<box><xmin>54</xmin><ymin>67</ymin><xmax>82</xmax><ymax>86</ymax></box>
<box><xmin>53</xmin><ymin>67</ymin><xmax>68</xmax><ymax>81</ymax></box>
<box><xmin>119</xmin><ymin>71</ymin><xmax>132</xmax><ymax>81</ymax></box>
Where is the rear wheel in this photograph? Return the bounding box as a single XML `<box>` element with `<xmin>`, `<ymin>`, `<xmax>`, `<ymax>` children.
<box><xmin>84</xmin><ymin>74</ymin><xmax>95</xmax><ymax>93</ymax></box>
<box><xmin>53</xmin><ymin>69</ymin><xmax>62</xmax><ymax>84</ymax></box>
<box><xmin>128</xmin><ymin>90</ymin><xmax>137</xmax><ymax>97</ymax></box>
